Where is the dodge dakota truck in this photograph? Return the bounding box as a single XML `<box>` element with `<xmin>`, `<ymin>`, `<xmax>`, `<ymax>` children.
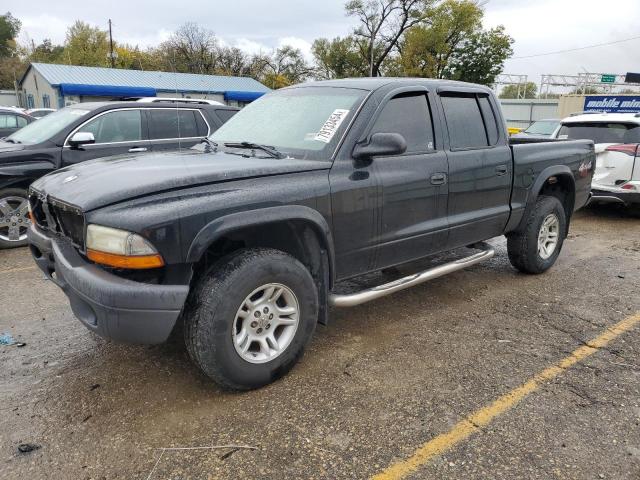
<box><xmin>27</xmin><ymin>78</ymin><xmax>595</xmax><ymax>390</ymax></box>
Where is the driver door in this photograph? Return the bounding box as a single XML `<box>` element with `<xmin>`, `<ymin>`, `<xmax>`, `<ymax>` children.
<box><xmin>61</xmin><ymin>109</ymin><xmax>150</xmax><ymax>166</ymax></box>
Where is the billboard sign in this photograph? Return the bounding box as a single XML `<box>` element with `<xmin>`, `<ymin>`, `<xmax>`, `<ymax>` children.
<box><xmin>584</xmin><ymin>96</ymin><xmax>640</xmax><ymax>113</ymax></box>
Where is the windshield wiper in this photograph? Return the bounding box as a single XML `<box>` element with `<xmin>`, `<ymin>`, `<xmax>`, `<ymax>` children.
<box><xmin>224</xmin><ymin>141</ymin><xmax>283</xmax><ymax>159</ymax></box>
<box><xmin>4</xmin><ymin>138</ymin><xmax>18</xmax><ymax>144</ymax></box>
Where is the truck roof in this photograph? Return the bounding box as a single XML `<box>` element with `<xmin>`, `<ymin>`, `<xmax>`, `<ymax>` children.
<box><xmin>292</xmin><ymin>77</ymin><xmax>494</xmax><ymax>93</ymax></box>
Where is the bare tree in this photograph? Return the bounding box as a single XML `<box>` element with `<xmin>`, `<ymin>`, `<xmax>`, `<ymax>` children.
<box><xmin>346</xmin><ymin>0</ymin><xmax>435</xmax><ymax>76</ymax></box>
<box><xmin>161</xmin><ymin>22</ymin><xmax>218</xmax><ymax>73</ymax></box>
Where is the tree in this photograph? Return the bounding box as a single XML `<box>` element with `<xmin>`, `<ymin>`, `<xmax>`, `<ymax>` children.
<box><xmin>311</xmin><ymin>36</ymin><xmax>368</xmax><ymax>79</ymax></box>
<box><xmin>346</xmin><ymin>0</ymin><xmax>433</xmax><ymax>76</ymax></box>
<box><xmin>442</xmin><ymin>26</ymin><xmax>513</xmax><ymax>85</ymax></box>
<box><xmin>159</xmin><ymin>22</ymin><xmax>218</xmax><ymax>73</ymax></box>
<box><xmin>0</xmin><ymin>12</ymin><xmax>20</xmax><ymax>58</ymax></box>
<box><xmin>256</xmin><ymin>45</ymin><xmax>313</xmax><ymax>89</ymax></box>
<box><xmin>499</xmin><ymin>82</ymin><xmax>537</xmax><ymax>99</ymax></box>
<box><xmin>63</xmin><ymin>21</ymin><xmax>109</xmax><ymax>66</ymax></box>
<box><xmin>400</xmin><ymin>0</ymin><xmax>483</xmax><ymax>78</ymax></box>
<box><xmin>30</xmin><ymin>39</ymin><xmax>64</xmax><ymax>64</ymax></box>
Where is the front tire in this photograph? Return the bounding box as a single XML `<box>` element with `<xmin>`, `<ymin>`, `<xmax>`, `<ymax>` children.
<box><xmin>507</xmin><ymin>195</ymin><xmax>567</xmax><ymax>274</ymax></box>
<box><xmin>183</xmin><ymin>248</ymin><xmax>318</xmax><ymax>390</ymax></box>
<box><xmin>0</xmin><ymin>188</ymin><xmax>31</xmax><ymax>249</ymax></box>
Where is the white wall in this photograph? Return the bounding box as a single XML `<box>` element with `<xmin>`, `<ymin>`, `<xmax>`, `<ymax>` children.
<box><xmin>20</xmin><ymin>68</ymin><xmax>59</xmax><ymax>109</ymax></box>
<box><xmin>499</xmin><ymin>99</ymin><xmax>559</xmax><ymax>129</ymax></box>
<box><xmin>0</xmin><ymin>90</ymin><xmax>19</xmax><ymax>107</ymax></box>
<box><xmin>156</xmin><ymin>91</ymin><xmax>226</xmax><ymax>104</ymax></box>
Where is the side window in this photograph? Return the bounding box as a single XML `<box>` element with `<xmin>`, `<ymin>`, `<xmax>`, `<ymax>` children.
<box><xmin>370</xmin><ymin>94</ymin><xmax>434</xmax><ymax>153</ymax></box>
<box><xmin>77</xmin><ymin>110</ymin><xmax>142</xmax><ymax>144</ymax></box>
<box><xmin>478</xmin><ymin>96</ymin><xmax>499</xmax><ymax>145</ymax></box>
<box><xmin>17</xmin><ymin>116</ymin><xmax>28</xmax><ymax>128</ymax></box>
<box><xmin>215</xmin><ymin>109</ymin><xmax>238</xmax><ymax>123</ymax></box>
<box><xmin>440</xmin><ymin>94</ymin><xmax>488</xmax><ymax>149</ymax></box>
<box><xmin>148</xmin><ymin>110</ymin><xmax>199</xmax><ymax>139</ymax></box>
<box><xmin>0</xmin><ymin>114</ymin><xmax>18</xmax><ymax>128</ymax></box>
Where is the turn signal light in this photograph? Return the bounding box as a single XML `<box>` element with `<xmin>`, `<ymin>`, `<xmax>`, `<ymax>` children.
<box><xmin>86</xmin><ymin>249</ymin><xmax>165</xmax><ymax>269</ymax></box>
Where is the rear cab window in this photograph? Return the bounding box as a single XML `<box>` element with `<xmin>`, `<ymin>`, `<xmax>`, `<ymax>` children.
<box><xmin>370</xmin><ymin>93</ymin><xmax>435</xmax><ymax>152</ymax></box>
<box><xmin>558</xmin><ymin>122</ymin><xmax>640</xmax><ymax>144</ymax></box>
<box><xmin>440</xmin><ymin>93</ymin><xmax>500</xmax><ymax>149</ymax></box>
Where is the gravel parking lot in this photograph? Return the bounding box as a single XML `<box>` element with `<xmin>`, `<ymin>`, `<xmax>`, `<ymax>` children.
<box><xmin>1</xmin><ymin>205</ymin><xmax>639</xmax><ymax>480</ymax></box>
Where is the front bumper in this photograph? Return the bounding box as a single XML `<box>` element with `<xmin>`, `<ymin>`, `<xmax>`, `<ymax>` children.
<box><xmin>28</xmin><ymin>225</ymin><xmax>189</xmax><ymax>344</ymax></box>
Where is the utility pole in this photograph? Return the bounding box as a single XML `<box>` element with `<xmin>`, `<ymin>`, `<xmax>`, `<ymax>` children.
<box><xmin>108</xmin><ymin>19</ymin><xmax>115</xmax><ymax>68</ymax></box>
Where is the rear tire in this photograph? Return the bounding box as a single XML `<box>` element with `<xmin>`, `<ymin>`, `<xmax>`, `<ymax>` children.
<box><xmin>0</xmin><ymin>188</ymin><xmax>31</xmax><ymax>249</ymax></box>
<box><xmin>183</xmin><ymin>248</ymin><xmax>318</xmax><ymax>390</ymax></box>
<box><xmin>507</xmin><ymin>195</ymin><xmax>567</xmax><ymax>274</ymax></box>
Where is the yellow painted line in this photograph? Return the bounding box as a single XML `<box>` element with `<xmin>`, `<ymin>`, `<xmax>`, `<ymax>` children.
<box><xmin>0</xmin><ymin>265</ymin><xmax>37</xmax><ymax>275</ymax></box>
<box><xmin>372</xmin><ymin>313</ymin><xmax>640</xmax><ymax>480</ymax></box>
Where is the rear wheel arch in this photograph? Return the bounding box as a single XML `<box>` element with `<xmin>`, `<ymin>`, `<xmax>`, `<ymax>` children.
<box><xmin>517</xmin><ymin>166</ymin><xmax>576</xmax><ymax>235</ymax></box>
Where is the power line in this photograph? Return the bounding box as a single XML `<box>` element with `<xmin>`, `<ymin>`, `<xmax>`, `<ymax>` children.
<box><xmin>511</xmin><ymin>35</ymin><xmax>640</xmax><ymax>60</ymax></box>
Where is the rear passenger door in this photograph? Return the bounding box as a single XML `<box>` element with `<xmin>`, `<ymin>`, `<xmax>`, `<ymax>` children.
<box><xmin>61</xmin><ymin>108</ymin><xmax>150</xmax><ymax>166</ymax></box>
<box><xmin>146</xmin><ymin>108</ymin><xmax>209</xmax><ymax>152</ymax></box>
<box><xmin>438</xmin><ymin>91</ymin><xmax>512</xmax><ymax>247</ymax></box>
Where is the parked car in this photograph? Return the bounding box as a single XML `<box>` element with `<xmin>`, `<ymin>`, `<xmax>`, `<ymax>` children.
<box><xmin>512</xmin><ymin>119</ymin><xmax>560</xmax><ymax>139</ymax></box>
<box><xmin>27</xmin><ymin>78</ymin><xmax>595</xmax><ymax>389</ymax></box>
<box><xmin>0</xmin><ymin>108</ymin><xmax>35</xmax><ymax>138</ymax></box>
<box><xmin>25</xmin><ymin>108</ymin><xmax>56</xmax><ymax>119</ymax></box>
<box><xmin>0</xmin><ymin>101</ymin><xmax>238</xmax><ymax>248</ymax></box>
<box><xmin>552</xmin><ymin>113</ymin><xmax>639</xmax><ymax>210</ymax></box>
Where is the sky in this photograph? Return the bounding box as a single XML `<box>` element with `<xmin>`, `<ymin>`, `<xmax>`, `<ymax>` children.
<box><xmin>12</xmin><ymin>0</ymin><xmax>640</xmax><ymax>85</ymax></box>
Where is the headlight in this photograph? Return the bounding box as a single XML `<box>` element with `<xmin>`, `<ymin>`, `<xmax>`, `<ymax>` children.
<box><xmin>85</xmin><ymin>224</ymin><xmax>164</xmax><ymax>269</ymax></box>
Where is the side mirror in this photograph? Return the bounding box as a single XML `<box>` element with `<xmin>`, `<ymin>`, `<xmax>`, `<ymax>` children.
<box><xmin>68</xmin><ymin>132</ymin><xmax>95</xmax><ymax>148</ymax></box>
<box><xmin>353</xmin><ymin>132</ymin><xmax>407</xmax><ymax>160</ymax></box>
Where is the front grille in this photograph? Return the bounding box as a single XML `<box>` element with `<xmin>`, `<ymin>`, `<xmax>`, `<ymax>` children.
<box><xmin>29</xmin><ymin>189</ymin><xmax>86</xmax><ymax>249</ymax></box>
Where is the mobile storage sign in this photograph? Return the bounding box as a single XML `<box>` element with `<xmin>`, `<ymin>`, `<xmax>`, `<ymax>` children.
<box><xmin>584</xmin><ymin>96</ymin><xmax>640</xmax><ymax>113</ymax></box>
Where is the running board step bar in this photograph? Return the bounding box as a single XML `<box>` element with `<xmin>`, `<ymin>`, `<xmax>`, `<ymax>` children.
<box><xmin>329</xmin><ymin>243</ymin><xmax>495</xmax><ymax>308</ymax></box>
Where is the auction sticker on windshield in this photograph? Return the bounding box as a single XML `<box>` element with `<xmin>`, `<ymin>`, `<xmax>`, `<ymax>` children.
<box><xmin>314</xmin><ymin>109</ymin><xmax>350</xmax><ymax>143</ymax></box>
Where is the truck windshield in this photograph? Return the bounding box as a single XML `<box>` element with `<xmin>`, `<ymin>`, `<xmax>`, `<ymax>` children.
<box><xmin>558</xmin><ymin>122</ymin><xmax>640</xmax><ymax>144</ymax></box>
<box><xmin>6</xmin><ymin>107</ymin><xmax>90</xmax><ymax>145</ymax></box>
<box><xmin>524</xmin><ymin>120</ymin><xmax>559</xmax><ymax>135</ymax></box>
<box><xmin>209</xmin><ymin>86</ymin><xmax>367</xmax><ymax>159</ymax></box>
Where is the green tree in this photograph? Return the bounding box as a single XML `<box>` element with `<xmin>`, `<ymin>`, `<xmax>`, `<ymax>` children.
<box><xmin>400</xmin><ymin>0</ymin><xmax>482</xmax><ymax>78</ymax></box>
<box><xmin>63</xmin><ymin>21</ymin><xmax>109</xmax><ymax>66</ymax></box>
<box><xmin>0</xmin><ymin>12</ymin><xmax>20</xmax><ymax>58</ymax></box>
<box><xmin>30</xmin><ymin>39</ymin><xmax>65</xmax><ymax>63</ymax></box>
<box><xmin>311</xmin><ymin>36</ymin><xmax>368</xmax><ymax>79</ymax></box>
<box><xmin>499</xmin><ymin>82</ymin><xmax>537</xmax><ymax>99</ymax></box>
<box><xmin>442</xmin><ymin>25</ymin><xmax>513</xmax><ymax>85</ymax></box>
<box><xmin>255</xmin><ymin>45</ymin><xmax>313</xmax><ymax>89</ymax></box>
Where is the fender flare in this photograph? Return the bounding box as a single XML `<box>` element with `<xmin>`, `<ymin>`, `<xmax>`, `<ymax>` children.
<box><xmin>526</xmin><ymin>164</ymin><xmax>575</xmax><ymax>208</ymax></box>
<box><xmin>186</xmin><ymin>204</ymin><xmax>335</xmax><ymax>281</ymax></box>
<box><xmin>513</xmin><ymin>165</ymin><xmax>576</xmax><ymax>234</ymax></box>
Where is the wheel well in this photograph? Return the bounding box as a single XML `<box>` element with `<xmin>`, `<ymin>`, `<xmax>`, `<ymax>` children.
<box><xmin>192</xmin><ymin>220</ymin><xmax>332</xmax><ymax>324</ymax></box>
<box><xmin>1</xmin><ymin>180</ymin><xmax>32</xmax><ymax>193</ymax></box>
<box><xmin>537</xmin><ymin>174</ymin><xmax>575</xmax><ymax>228</ymax></box>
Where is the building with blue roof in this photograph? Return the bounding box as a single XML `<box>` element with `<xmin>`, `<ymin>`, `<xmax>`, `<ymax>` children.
<box><xmin>18</xmin><ymin>62</ymin><xmax>270</xmax><ymax>109</ymax></box>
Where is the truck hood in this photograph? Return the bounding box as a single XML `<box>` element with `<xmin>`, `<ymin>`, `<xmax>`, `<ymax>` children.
<box><xmin>0</xmin><ymin>141</ymin><xmax>26</xmax><ymax>154</ymax></box>
<box><xmin>32</xmin><ymin>149</ymin><xmax>331</xmax><ymax>211</ymax></box>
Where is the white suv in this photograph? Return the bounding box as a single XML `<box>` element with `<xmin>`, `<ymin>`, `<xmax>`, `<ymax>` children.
<box><xmin>553</xmin><ymin>113</ymin><xmax>640</xmax><ymax>210</ymax></box>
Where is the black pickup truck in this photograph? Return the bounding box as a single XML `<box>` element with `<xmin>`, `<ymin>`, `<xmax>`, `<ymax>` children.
<box><xmin>27</xmin><ymin>78</ymin><xmax>595</xmax><ymax>390</ymax></box>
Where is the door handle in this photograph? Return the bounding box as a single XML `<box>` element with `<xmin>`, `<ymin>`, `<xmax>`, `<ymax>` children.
<box><xmin>128</xmin><ymin>147</ymin><xmax>148</xmax><ymax>153</ymax></box>
<box><xmin>430</xmin><ymin>173</ymin><xmax>447</xmax><ymax>185</ymax></box>
<box><xmin>495</xmin><ymin>165</ymin><xmax>508</xmax><ymax>176</ymax></box>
